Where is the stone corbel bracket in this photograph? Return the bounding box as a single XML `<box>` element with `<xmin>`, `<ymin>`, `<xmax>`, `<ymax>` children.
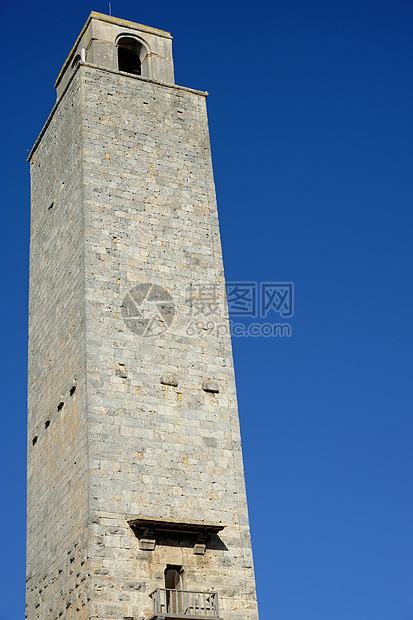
<box><xmin>202</xmin><ymin>380</ymin><xmax>219</xmax><ymax>393</ymax></box>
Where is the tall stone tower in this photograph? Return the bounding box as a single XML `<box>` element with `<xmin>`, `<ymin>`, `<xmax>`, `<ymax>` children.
<box><xmin>27</xmin><ymin>12</ymin><xmax>259</xmax><ymax>620</ymax></box>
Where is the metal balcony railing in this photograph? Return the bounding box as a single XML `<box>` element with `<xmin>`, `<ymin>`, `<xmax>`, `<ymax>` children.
<box><xmin>150</xmin><ymin>588</ymin><xmax>220</xmax><ymax>618</ymax></box>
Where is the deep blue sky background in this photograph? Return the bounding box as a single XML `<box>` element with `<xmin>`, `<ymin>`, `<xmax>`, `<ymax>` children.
<box><xmin>1</xmin><ymin>1</ymin><xmax>413</xmax><ymax>618</ymax></box>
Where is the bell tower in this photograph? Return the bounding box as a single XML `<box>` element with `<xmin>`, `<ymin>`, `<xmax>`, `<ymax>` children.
<box><xmin>27</xmin><ymin>12</ymin><xmax>259</xmax><ymax>620</ymax></box>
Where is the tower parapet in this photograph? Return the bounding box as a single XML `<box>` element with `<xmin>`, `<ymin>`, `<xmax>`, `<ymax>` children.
<box><xmin>55</xmin><ymin>12</ymin><xmax>174</xmax><ymax>98</ymax></box>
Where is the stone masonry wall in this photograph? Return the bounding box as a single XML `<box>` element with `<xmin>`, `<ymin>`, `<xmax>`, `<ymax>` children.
<box><xmin>27</xmin><ymin>62</ymin><xmax>259</xmax><ymax>620</ymax></box>
<box><xmin>80</xmin><ymin>65</ymin><xmax>259</xmax><ymax>619</ymax></box>
<box><xmin>27</xmin><ymin>72</ymin><xmax>91</xmax><ymax>619</ymax></box>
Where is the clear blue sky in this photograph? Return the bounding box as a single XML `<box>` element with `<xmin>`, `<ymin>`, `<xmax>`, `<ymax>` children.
<box><xmin>1</xmin><ymin>1</ymin><xmax>413</xmax><ymax>618</ymax></box>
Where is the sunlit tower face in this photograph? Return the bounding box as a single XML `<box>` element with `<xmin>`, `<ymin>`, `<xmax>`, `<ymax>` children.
<box><xmin>26</xmin><ymin>12</ymin><xmax>259</xmax><ymax>620</ymax></box>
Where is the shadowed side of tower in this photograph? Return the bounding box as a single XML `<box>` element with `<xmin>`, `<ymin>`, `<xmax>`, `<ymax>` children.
<box><xmin>27</xmin><ymin>13</ymin><xmax>259</xmax><ymax>620</ymax></box>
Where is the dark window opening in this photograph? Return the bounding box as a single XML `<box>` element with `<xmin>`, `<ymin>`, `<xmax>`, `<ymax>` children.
<box><xmin>118</xmin><ymin>37</ymin><xmax>145</xmax><ymax>75</ymax></box>
<box><xmin>45</xmin><ymin>420</ymin><xmax>50</xmax><ymax>429</ymax></box>
<box><xmin>49</xmin><ymin>202</ymin><xmax>54</xmax><ymax>210</ymax></box>
<box><xmin>72</xmin><ymin>54</ymin><xmax>81</xmax><ymax>68</ymax></box>
<box><xmin>165</xmin><ymin>565</ymin><xmax>185</xmax><ymax>614</ymax></box>
<box><xmin>32</xmin><ymin>436</ymin><xmax>38</xmax><ymax>446</ymax></box>
<box><xmin>57</xmin><ymin>401</ymin><xmax>64</xmax><ymax>412</ymax></box>
<box><xmin>70</xmin><ymin>385</ymin><xmax>76</xmax><ymax>397</ymax></box>
<box><xmin>118</xmin><ymin>47</ymin><xmax>141</xmax><ymax>74</ymax></box>
<box><xmin>165</xmin><ymin>565</ymin><xmax>183</xmax><ymax>590</ymax></box>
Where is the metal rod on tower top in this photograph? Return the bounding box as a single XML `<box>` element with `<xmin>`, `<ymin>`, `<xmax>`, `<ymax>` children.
<box><xmin>109</xmin><ymin>2</ymin><xmax>112</xmax><ymax>16</ymax></box>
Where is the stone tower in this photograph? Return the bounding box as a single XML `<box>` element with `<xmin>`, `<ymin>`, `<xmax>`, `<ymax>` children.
<box><xmin>27</xmin><ymin>12</ymin><xmax>259</xmax><ymax>620</ymax></box>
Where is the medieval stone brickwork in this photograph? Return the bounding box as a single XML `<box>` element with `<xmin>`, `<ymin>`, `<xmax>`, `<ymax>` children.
<box><xmin>27</xmin><ymin>14</ymin><xmax>259</xmax><ymax>620</ymax></box>
<box><xmin>27</xmin><ymin>71</ymin><xmax>91</xmax><ymax>618</ymax></box>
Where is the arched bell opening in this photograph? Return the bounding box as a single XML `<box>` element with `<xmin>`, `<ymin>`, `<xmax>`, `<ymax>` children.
<box><xmin>71</xmin><ymin>54</ymin><xmax>81</xmax><ymax>69</ymax></box>
<box><xmin>117</xmin><ymin>36</ymin><xmax>150</xmax><ymax>77</ymax></box>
